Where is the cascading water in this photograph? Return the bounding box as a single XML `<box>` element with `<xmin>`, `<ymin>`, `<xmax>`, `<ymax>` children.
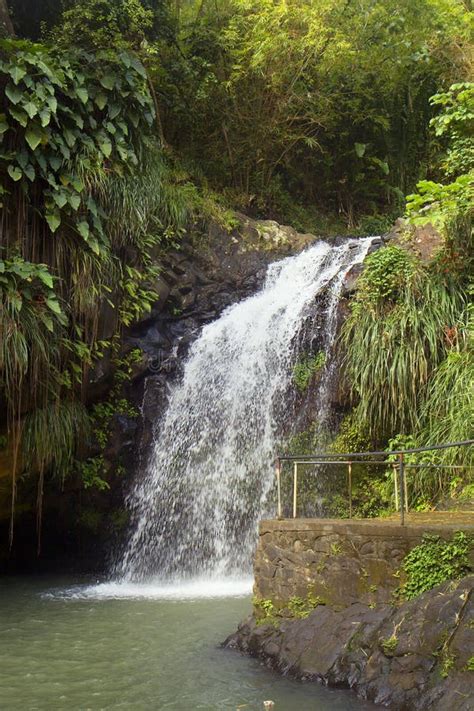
<box><xmin>117</xmin><ymin>237</ymin><xmax>373</xmax><ymax>582</ymax></box>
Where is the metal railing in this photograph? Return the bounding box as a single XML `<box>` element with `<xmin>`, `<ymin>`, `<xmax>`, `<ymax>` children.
<box><xmin>275</xmin><ymin>439</ymin><xmax>474</xmax><ymax>526</ymax></box>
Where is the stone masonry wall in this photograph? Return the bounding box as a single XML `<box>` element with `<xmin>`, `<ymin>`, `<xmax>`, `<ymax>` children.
<box><xmin>254</xmin><ymin>518</ymin><xmax>474</xmax><ymax>608</ymax></box>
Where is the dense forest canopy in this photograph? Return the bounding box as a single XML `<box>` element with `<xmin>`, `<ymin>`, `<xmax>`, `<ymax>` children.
<box><xmin>0</xmin><ymin>0</ymin><xmax>472</xmax><ymax>554</ymax></box>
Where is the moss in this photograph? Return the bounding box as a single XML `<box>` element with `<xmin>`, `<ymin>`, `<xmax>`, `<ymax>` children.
<box><xmin>381</xmin><ymin>635</ymin><xmax>398</xmax><ymax>656</ymax></box>
<box><xmin>78</xmin><ymin>508</ymin><xmax>103</xmax><ymax>533</ymax></box>
<box><xmin>293</xmin><ymin>351</ymin><xmax>326</xmax><ymax>392</ymax></box>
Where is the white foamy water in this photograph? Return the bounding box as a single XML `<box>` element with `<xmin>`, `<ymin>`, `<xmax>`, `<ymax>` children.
<box><xmin>117</xmin><ymin>238</ymin><xmax>373</xmax><ymax>581</ymax></box>
<box><xmin>43</xmin><ymin>577</ymin><xmax>253</xmax><ymax>601</ymax></box>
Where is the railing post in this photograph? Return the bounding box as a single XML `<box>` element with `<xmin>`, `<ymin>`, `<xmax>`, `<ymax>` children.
<box><xmin>348</xmin><ymin>461</ymin><xmax>352</xmax><ymax>519</ymax></box>
<box><xmin>293</xmin><ymin>462</ymin><xmax>298</xmax><ymax>519</ymax></box>
<box><xmin>404</xmin><ymin>464</ymin><xmax>409</xmax><ymax>513</ymax></box>
<box><xmin>393</xmin><ymin>463</ymin><xmax>399</xmax><ymax>511</ymax></box>
<box><xmin>399</xmin><ymin>453</ymin><xmax>405</xmax><ymax>526</ymax></box>
<box><xmin>276</xmin><ymin>458</ymin><xmax>282</xmax><ymax>519</ymax></box>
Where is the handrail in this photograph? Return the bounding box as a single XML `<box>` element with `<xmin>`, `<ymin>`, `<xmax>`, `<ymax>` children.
<box><xmin>275</xmin><ymin>440</ymin><xmax>474</xmax><ymax>526</ymax></box>
<box><xmin>277</xmin><ymin>439</ymin><xmax>474</xmax><ymax>461</ymax></box>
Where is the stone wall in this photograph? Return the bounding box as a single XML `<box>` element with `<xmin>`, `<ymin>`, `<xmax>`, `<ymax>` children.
<box><xmin>255</xmin><ymin>518</ymin><xmax>474</xmax><ymax>608</ymax></box>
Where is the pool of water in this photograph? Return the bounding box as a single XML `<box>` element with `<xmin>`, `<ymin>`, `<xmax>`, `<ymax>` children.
<box><xmin>0</xmin><ymin>576</ymin><xmax>375</xmax><ymax>710</ymax></box>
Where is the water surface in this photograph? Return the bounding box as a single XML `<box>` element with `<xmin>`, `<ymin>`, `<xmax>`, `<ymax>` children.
<box><xmin>0</xmin><ymin>577</ymin><xmax>375</xmax><ymax>710</ymax></box>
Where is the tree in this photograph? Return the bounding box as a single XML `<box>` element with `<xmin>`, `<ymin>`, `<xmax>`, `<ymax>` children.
<box><xmin>0</xmin><ymin>0</ymin><xmax>14</xmax><ymax>36</ymax></box>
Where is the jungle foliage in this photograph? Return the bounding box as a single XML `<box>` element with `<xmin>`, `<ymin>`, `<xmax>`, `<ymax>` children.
<box><xmin>0</xmin><ymin>0</ymin><xmax>472</xmax><ymax>551</ymax></box>
<box><xmin>340</xmin><ymin>79</ymin><xmax>473</xmax><ymax>510</ymax></box>
<box><xmin>0</xmin><ymin>33</ymin><xmax>191</xmax><ymax>548</ymax></box>
<box><xmin>8</xmin><ymin>0</ymin><xmax>473</xmax><ymax>228</ymax></box>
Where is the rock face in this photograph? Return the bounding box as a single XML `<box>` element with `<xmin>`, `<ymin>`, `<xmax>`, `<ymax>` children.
<box><xmin>384</xmin><ymin>218</ymin><xmax>443</xmax><ymax>263</ymax></box>
<box><xmin>225</xmin><ymin>576</ymin><xmax>474</xmax><ymax>710</ymax></box>
<box><xmin>117</xmin><ymin>214</ymin><xmax>317</xmax><ymax>465</ymax></box>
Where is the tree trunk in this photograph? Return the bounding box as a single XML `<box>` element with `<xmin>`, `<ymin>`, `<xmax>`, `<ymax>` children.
<box><xmin>0</xmin><ymin>0</ymin><xmax>14</xmax><ymax>37</ymax></box>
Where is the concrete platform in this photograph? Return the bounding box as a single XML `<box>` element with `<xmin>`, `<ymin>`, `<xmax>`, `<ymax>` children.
<box><xmin>261</xmin><ymin>510</ymin><xmax>474</xmax><ymax>539</ymax></box>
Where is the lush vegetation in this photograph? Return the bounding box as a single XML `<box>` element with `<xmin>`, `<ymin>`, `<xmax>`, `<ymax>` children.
<box><xmin>397</xmin><ymin>532</ymin><xmax>472</xmax><ymax>600</ymax></box>
<box><xmin>0</xmin><ymin>0</ymin><xmax>472</xmax><ymax>558</ymax></box>
<box><xmin>340</xmin><ymin>78</ymin><xmax>473</xmax><ymax>511</ymax></box>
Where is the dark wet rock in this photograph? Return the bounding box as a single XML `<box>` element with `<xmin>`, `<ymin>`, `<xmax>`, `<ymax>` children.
<box><xmin>383</xmin><ymin>218</ymin><xmax>443</xmax><ymax>263</ymax></box>
<box><xmin>225</xmin><ymin>576</ymin><xmax>474</xmax><ymax>711</ymax></box>
<box><xmin>117</xmin><ymin>214</ymin><xmax>324</xmax><ymax>474</ymax></box>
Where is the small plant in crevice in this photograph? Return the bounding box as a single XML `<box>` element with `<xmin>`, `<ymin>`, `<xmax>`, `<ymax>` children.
<box><xmin>439</xmin><ymin>652</ymin><xmax>456</xmax><ymax>679</ymax></box>
<box><xmin>396</xmin><ymin>532</ymin><xmax>472</xmax><ymax>601</ymax></box>
<box><xmin>76</xmin><ymin>345</ymin><xmax>142</xmax><ymax>491</ymax></box>
<box><xmin>293</xmin><ymin>351</ymin><xmax>326</xmax><ymax>392</ymax></box>
<box><xmin>381</xmin><ymin>635</ymin><xmax>398</xmax><ymax>656</ymax></box>
<box><xmin>253</xmin><ymin>597</ymin><xmax>279</xmax><ymax>627</ymax></box>
<box><xmin>287</xmin><ymin>593</ymin><xmax>324</xmax><ymax>619</ymax></box>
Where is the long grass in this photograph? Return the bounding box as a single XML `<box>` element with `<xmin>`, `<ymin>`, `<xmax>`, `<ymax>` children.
<box><xmin>99</xmin><ymin>140</ymin><xmax>192</xmax><ymax>250</ymax></box>
<box><xmin>342</xmin><ymin>270</ymin><xmax>467</xmax><ymax>439</ymax></box>
<box><xmin>21</xmin><ymin>400</ymin><xmax>90</xmax><ymax>478</ymax></box>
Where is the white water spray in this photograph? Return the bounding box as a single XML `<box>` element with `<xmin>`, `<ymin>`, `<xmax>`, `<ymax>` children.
<box><xmin>117</xmin><ymin>238</ymin><xmax>373</xmax><ymax>582</ymax></box>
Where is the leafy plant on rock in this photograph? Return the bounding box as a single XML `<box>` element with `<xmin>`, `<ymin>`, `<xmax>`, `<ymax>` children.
<box><xmin>398</xmin><ymin>532</ymin><xmax>472</xmax><ymax>600</ymax></box>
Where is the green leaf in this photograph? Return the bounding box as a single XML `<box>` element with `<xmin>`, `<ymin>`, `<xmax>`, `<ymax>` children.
<box><xmin>77</xmin><ymin>220</ymin><xmax>90</xmax><ymax>240</ymax></box>
<box><xmin>39</xmin><ymin>108</ymin><xmax>51</xmax><ymax>127</ymax></box>
<box><xmin>63</xmin><ymin>128</ymin><xmax>77</xmax><ymax>148</ymax></box>
<box><xmin>119</xmin><ymin>52</ymin><xmax>131</xmax><ymax>69</ymax></box>
<box><xmin>37</xmin><ymin>271</ymin><xmax>54</xmax><ymax>289</ymax></box>
<box><xmin>25</xmin><ymin>126</ymin><xmax>43</xmax><ymax>151</ymax></box>
<box><xmin>108</xmin><ymin>104</ymin><xmax>121</xmax><ymax>121</ymax></box>
<box><xmin>8</xmin><ymin>106</ymin><xmax>28</xmax><ymax>127</ymax></box>
<box><xmin>87</xmin><ymin>196</ymin><xmax>98</xmax><ymax>217</ymax></box>
<box><xmin>76</xmin><ymin>87</ymin><xmax>89</xmax><ymax>104</ymax></box>
<box><xmin>100</xmin><ymin>74</ymin><xmax>116</xmax><ymax>91</ymax></box>
<box><xmin>42</xmin><ymin>313</ymin><xmax>54</xmax><ymax>332</ymax></box>
<box><xmin>71</xmin><ymin>176</ymin><xmax>84</xmax><ymax>192</ymax></box>
<box><xmin>68</xmin><ymin>192</ymin><xmax>81</xmax><ymax>210</ymax></box>
<box><xmin>48</xmin><ymin>155</ymin><xmax>62</xmax><ymax>171</ymax></box>
<box><xmin>24</xmin><ymin>164</ymin><xmax>35</xmax><ymax>181</ymax></box>
<box><xmin>36</xmin><ymin>153</ymin><xmax>47</xmax><ymax>172</ymax></box>
<box><xmin>46</xmin><ymin>297</ymin><xmax>62</xmax><ymax>315</ymax></box>
<box><xmin>355</xmin><ymin>142</ymin><xmax>366</xmax><ymax>158</ymax></box>
<box><xmin>0</xmin><ymin>114</ymin><xmax>9</xmax><ymax>134</ymax></box>
<box><xmin>94</xmin><ymin>92</ymin><xmax>107</xmax><ymax>111</ymax></box>
<box><xmin>5</xmin><ymin>84</ymin><xmax>22</xmax><ymax>104</ymax></box>
<box><xmin>17</xmin><ymin>150</ymin><xmax>30</xmax><ymax>170</ymax></box>
<box><xmin>46</xmin><ymin>210</ymin><xmax>61</xmax><ymax>233</ymax></box>
<box><xmin>371</xmin><ymin>156</ymin><xmax>390</xmax><ymax>175</ymax></box>
<box><xmin>52</xmin><ymin>191</ymin><xmax>68</xmax><ymax>209</ymax></box>
<box><xmin>9</xmin><ymin>65</ymin><xmax>26</xmax><ymax>85</ymax></box>
<box><xmin>98</xmin><ymin>137</ymin><xmax>112</xmax><ymax>158</ymax></box>
<box><xmin>46</xmin><ymin>95</ymin><xmax>58</xmax><ymax>113</ymax></box>
<box><xmin>59</xmin><ymin>143</ymin><xmax>70</xmax><ymax>160</ymax></box>
<box><xmin>88</xmin><ymin>237</ymin><xmax>100</xmax><ymax>255</ymax></box>
<box><xmin>22</xmin><ymin>101</ymin><xmax>38</xmax><ymax>119</ymax></box>
<box><xmin>7</xmin><ymin>165</ymin><xmax>22</xmax><ymax>181</ymax></box>
<box><xmin>10</xmin><ymin>292</ymin><xmax>22</xmax><ymax>311</ymax></box>
<box><xmin>129</xmin><ymin>56</ymin><xmax>147</xmax><ymax>79</ymax></box>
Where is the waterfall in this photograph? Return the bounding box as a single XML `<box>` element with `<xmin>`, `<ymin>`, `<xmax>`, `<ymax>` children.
<box><xmin>118</xmin><ymin>237</ymin><xmax>373</xmax><ymax>581</ymax></box>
